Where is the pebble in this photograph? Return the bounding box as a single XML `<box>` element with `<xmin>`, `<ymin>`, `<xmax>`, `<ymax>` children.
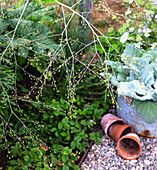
<box><xmin>81</xmin><ymin>134</ymin><xmax>157</xmax><ymax>169</ymax></box>
<box><xmin>144</xmin><ymin>159</ymin><xmax>151</xmax><ymax>165</ymax></box>
<box><xmin>130</xmin><ymin>160</ymin><xmax>137</xmax><ymax>164</ymax></box>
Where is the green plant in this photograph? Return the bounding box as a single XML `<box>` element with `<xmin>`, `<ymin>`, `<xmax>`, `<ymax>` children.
<box><xmin>0</xmin><ymin>0</ymin><xmax>61</xmax><ymax>74</ymax></box>
<box><xmin>100</xmin><ymin>44</ymin><xmax>157</xmax><ymax>123</ymax></box>
<box><xmin>118</xmin><ymin>0</ymin><xmax>157</xmax><ymax>48</ymax></box>
<box><xmin>3</xmin><ymin>0</ymin><xmax>156</xmax><ymax>169</ymax></box>
<box><xmin>5</xmin><ymin>96</ymin><xmax>109</xmax><ymax>169</ymax></box>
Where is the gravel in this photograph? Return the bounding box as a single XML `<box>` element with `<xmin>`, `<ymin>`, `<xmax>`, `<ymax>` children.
<box><xmin>81</xmin><ymin>133</ymin><xmax>157</xmax><ymax>170</ymax></box>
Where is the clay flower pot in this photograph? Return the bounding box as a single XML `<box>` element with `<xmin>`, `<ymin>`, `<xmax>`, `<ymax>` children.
<box><xmin>101</xmin><ymin>113</ymin><xmax>141</xmax><ymax>160</ymax></box>
<box><xmin>117</xmin><ymin>133</ymin><xmax>142</xmax><ymax>160</ymax></box>
<box><xmin>109</xmin><ymin>123</ymin><xmax>135</xmax><ymax>142</ymax></box>
<box><xmin>101</xmin><ymin>113</ymin><xmax>126</xmax><ymax>139</ymax></box>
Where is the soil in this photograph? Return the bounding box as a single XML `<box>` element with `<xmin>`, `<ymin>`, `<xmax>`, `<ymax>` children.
<box><xmin>92</xmin><ymin>0</ymin><xmax>127</xmax><ymax>33</ymax></box>
<box><xmin>0</xmin><ymin>149</ymin><xmax>8</xmax><ymax>170</ymax></box>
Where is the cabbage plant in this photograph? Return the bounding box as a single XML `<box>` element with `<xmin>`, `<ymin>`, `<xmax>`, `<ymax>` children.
<box><xmin>100</xmin><ymin>44</ymin><xmax>157</xmax><ymax>123</ymax></box>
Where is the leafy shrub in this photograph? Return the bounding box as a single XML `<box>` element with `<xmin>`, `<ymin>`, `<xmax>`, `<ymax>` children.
<box><xmin>0</xmin><ymin>2</ymin><xmax>112</xmax><ymax>169</ymax></box>
<box><xmin>5</xmin><ymin>96</ymin><xmax>110</xmax><ymax>169</ymax></box>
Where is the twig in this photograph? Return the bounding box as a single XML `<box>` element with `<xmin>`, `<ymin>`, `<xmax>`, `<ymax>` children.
<box><xmin>78</xmin><ymin>127</ymin><xmax>100</xmax><ymax>167</ymax></box>
<box><xmin>78</xmin><ymin>139</ymin><xmax>94</xmax><ymax>167</ymax></box>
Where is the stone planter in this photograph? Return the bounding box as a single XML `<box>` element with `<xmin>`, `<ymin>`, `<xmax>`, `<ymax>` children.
<box><xmin>117</xmin><ymin>95</ymin><xmax>157</xmax><ymax>138</ymax></box>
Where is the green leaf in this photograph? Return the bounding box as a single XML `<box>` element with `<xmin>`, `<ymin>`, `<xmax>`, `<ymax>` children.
<box><xmin>17</xmin><ymin>84</ymin><xmax>29</xmax><ymax>93</ymax></box>
<box><xmin>62</xmin><ymin>164</ymin><xmax>69</xmax><ymax>170</ymax></box>
<box><xmin>64</xmin><ymin>123</ymin><xmax>70</xmax><ymax>129</ymax></box>
<box><xmin>108</xmin><ymin>27</ymin><xmax>114</xmax><ymax>33</ymax></box>
<box><xmin>24</xmin><ymin>155</ymin><xmax>30</xmax><ymax>162</ymax></box>
<box><xmin>0</xmin><ymin>19</ymin><xmax>8</xmax><ymax>34</ymax></box>
<box><xmin>58</xmin><ymin>122</ymin><xmax>63</xmax><ymax>129</ymax></box>
<box><xmin>19</xmin><ymin>46</ymin><xmax>28</xmax><ymax>57</ymax></box>
<box><xmin>17</xmin><ymin>71</ymin><xmax>23</xmax><ymax>81</ymax></box>
<box><xmin>70</xmin><ymin>141</ymin><xmax>76</xmax><ymax>149</ymax></box>
<box><xmin>122</xmin><ymin>44</ymin><xmax>145</xmax><ymax>63</ymax></box>
<box><xmin>63</xmin><ymin>147</ymin><xmax>72</xmax><ymax>155</ymax></box>
<box><xmin>62</xmin><ymin>118</ymin><xmax>69</xmax><ymax>124</ymax></box>
<box><xmin>69</xmin><ymin>120</ymin><xmax>75</xmax><ymax>125</ymax></box>
<box><xmin>50</xmin><ymin>127</ymin><xmax>57</xmax><ymax>132</ymax></box>
<box><xmin>80</xmin><ymin>120</ymin><xmax>86</xmax><ymax>125</ymax></box>
<box><xmin>117</xmin><ymin>80</ymin><xmax>154</xmax><ymax>101</ymax></box>
<box><xmin>17</xmin><ymin>56</ymin><xmax>26</xmax><ymax>66</ymax></box>
<box><xmin>43</xmin><ymin>113</ymin><xmax>49</xmax><ymax>119</ymax></box>
<box><xmin>44</xmin><ymin>164</ymin><xmax>51</xmax><ymax>170</ymax></box>
<box><xmin>134</xmin><ymin>100</ymin><xmax>157</xmax><ymax>123</ymax></box>
<box><xmin>82</xmin><ymin>141</ymin><xmax>89</xmax><ymax>147</ymax></box>
<box><xmin>10</xmin><ymin>160</ymin><xmax>17</xmax><ymax>165</ymax></box>
<box><xmin>66</xmin><ymin>133</ymin><xmax>71</xmax><ymax>140</ymax></box>
<box><xmin>74</xmin><ymin>136</ymin><xmax>81</xmax><ymax>142</ymax></box>
<box><xmin>62</xmin><ymin>155</ymin><xmax>69</xmax><ymax>163</ymax></box>
<box><xmin>73</xmin><ymin>165</ymin><xmax>80</xmax><ymax>170</ymax></box>
<box><xmin>76</xmin><ymin>142</ymin><xmax>82</xmax><ymax>150</ymax></box>
<box><xmin>61</xmin><ymin>132</ymin><xmax>67</xmax><ymax>136</ymax></box>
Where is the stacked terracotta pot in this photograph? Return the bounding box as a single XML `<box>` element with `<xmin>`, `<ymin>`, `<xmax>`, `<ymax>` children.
<box><xmin>101</xmin><ymin>113</ymin><xmax>142</xmax><ymax>160</ymax></box>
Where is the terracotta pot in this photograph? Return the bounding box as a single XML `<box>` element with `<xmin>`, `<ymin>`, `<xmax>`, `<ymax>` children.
<box><xmin>101</xmin><ymin>113</ymin><xmax>126</xmax><ymax>139</ymax></box>
<box><xmin>109</xmin><ymin>123</ymin><xmax>135</xmax><ymax>142</ymax></box>
<box><xmin>117</xmin><ymin>133</ymin><xmax>142</xmax><ymax>160</ymax></box>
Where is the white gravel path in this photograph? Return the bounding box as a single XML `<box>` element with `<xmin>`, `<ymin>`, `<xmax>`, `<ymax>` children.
<box><xmin>81</xmin><ymin>134</ymin><xmax>157</xmax><ymax>170</ymax></box>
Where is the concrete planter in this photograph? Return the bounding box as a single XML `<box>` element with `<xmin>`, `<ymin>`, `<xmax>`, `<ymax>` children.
<box><xmin>117</xmin><ymin>95</ymin><xmax>157</xmax><ymax>138</ymax></box>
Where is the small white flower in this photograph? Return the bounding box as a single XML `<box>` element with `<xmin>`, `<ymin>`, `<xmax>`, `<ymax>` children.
<box><xmin>151</xmin><ymin>42</ymin><xmax>157</xmax><ymax>49</ymax></box>
<box><xmin>125</xmin><ymin>10</ymin><xmax>131</xmax><ymax>15</ymax></box>
<box><xmin>125</xmin><ymin>0</ymin><xmax>133</xmax><ymax>3</ymax></box>
<box><xmin>129</xmin><ymin>27</ymin><xmax>134</xmax><ymax>32</ymax></box>
<box><xmin>143</xmin><ymin>28</ymin><xmax>151</xmax><ymax>33</ymax></box>
<box><xmin>120</xmin><ymin>32</ymin><xmax>129</xmax><ymax>43</ymax></box>
<box><xmin>126</xmin><ymin>19</ymin><xmax>131</xmax><ymax>23</ymax></box>
<box><xmin>100</xmin><ymin>72</ymin><xmax>105</xmax><ymax>77</ymax></box>
<box><xmin>144</xmin><ymin>32</ymin><xmax>150</xmax><ymax>37</ymax></box>
<box><xmin>144</xmin><ymin>28</ymin><xmax>151</xmax><ymax>37</ymax></box>
<box><xmin>89</xmin><ymin>120</ymin><xmax>94</xmax><ymax>123</ymax></box>
<box><xmin>138</xmin><ymin>28</ymin><xmax>142</xmax><ymax>33</ymax></box>
<box><xmin>50</xmin><ymin>163</ymin><xmax>53</xmax><ymax>167</ymax></box>
<box><xmin>133</xmin><ymin>14</ymin><xmax>136</xmax><ymax>18</ymax></box>
<box><xmin>134</xmin><ymin>42</ymin><xmax>142</xmax><ymax>48</ymax></box>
